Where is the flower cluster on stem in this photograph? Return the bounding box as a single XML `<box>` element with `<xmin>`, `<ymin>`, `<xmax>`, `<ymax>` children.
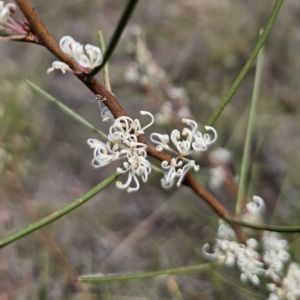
<box><xmin>202</xmin><ymin>196</ymin><xmax>300</xmax><ymax>299</ymax></box>
<box><xmin>47</xmin><ymin>35</ymin><xmax>103</xmax><ymax>74</ymax></box>
<box><xmin>88</xmin><ymin>112</ymin><xmax>217</xmax><ymax>192</ymax></box>
<box><xmin>150</xmin><ymin>119</ymin><xmax>217</xmax><ymax>188</ymax></box>
<box><xmin>88</xmin><ymin>111</ymin><xmax>153</xmax><ymax>193</ymax></box>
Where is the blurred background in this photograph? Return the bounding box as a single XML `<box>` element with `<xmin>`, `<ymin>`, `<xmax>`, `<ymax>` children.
<box><xmin>0</xmin><ymin>0</ymin><xmax>300</xmax><ymax>299</ymax></box>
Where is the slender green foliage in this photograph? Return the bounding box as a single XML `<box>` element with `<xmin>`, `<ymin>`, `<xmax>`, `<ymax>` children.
<box><xmin>0</xmin><ymin>172</ymin><xmax>120</xmax><ymax>248</ymax></box>
<box><xmin>79</xmin><ymin>263</ymin><xmax>213</xmax><ymax>283</ymax></box>
<box><xmin>97</xmin><ymin>30</ymin><xmax>112</xmax><ymax>92</ymax></box>
<box><xmin>89</xmin><ymin>0</ymin><xmax>140</xmax><ymax>78</ymax></box>
<box><xmin>25</xmin><ymin>80</ymin><xmax>108</xmax><ymax>141</ymax></box>
<box><xmin>205</xmin><ymin>0</ymin><xmax>283</xmax><ymax>127</ymax></box>
<box><xmin>225</xmin><ymin>215</ymin><xmax>300</xmax><ymax>233</ymax></box>
<box><xmin>236</xmin><ymin>31</ymin><xmax>265</xmax><ymax>214</ymax></box>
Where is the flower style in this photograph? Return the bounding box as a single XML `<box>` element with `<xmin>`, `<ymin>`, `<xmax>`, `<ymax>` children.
<box><xmin>151</xmin><ymin>118</ymin><xmax>217</xmax><ymax>188</ymax></box>
<box><xmin>88</xmin><ymin>111</ymin><xmax>153</xmax><ymax>193</ymax></box>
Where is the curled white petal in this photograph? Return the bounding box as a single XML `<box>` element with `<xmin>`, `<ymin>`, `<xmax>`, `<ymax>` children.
<box><xmin>47</xmin><ymin>61</ymin><xmax>71</xmax><ymax>74</ymax></box>
<box><xmin>84</xmin><ymin>44</ymin><xmax>103</xmax><ymax>68</ymax></box>
<box><xmin>139</xmin><ymin>111</ymin><xmax>154</xmax><ymax>132</ymax></box>
<box><xmin>0</xmin><ymin>2</ymin><xmax>16</xmax><ymax>26</ymax></box>
<box><xmin>59</xmin><ymin>36</ymin><xmax>103</xmax><ymax>69</ymax></box>
<box><xmin>87</xmin><ymin>139</ymin><xmax>120</xmax><ymax>168</ymax></box>
<box><xmin>246</xmin><ymin>196</ymin><xmax>266</xmax><ymax>215</ymax></box>
<box><xmin>182</xmin><ymin>118</ymin><xmax>198</xmax><ymax>135</ymax></box>
<box><xmin>73</xmin><ymin>44</ymin><xmax>103</xmax><ymax>69</ymax></box>
<box><xmin>176</xmin><ymin>160</ymin><xmax>199</xmax><ymax>187</ymax></box>
<box><xmin>150</xmin><ymin>132</ymin><xmax>170</xmax><ymax>152</ymax></box>
<box><xmin>59</xmin><ymin>36</ymin><xmax>79</xmax><ymax>57</ymax></box>
<box><xmin>201</xmin><ymin>243</ymin><xmax>218</xmax><ymax>262</ymax></box>
<box><xmin>192</xmin><ymin>126</ymin><xmax>217</xmax><ymax>152</ymax></box>
<box><xmin>216</xmin><ymin>221</ymin><xmax>236</xmax><ymax>240</ymax></box>
<box><xmin>101</xmin><ymin>107</ymin><xmax>114</xmax><ymax>122</ymax></box>
<box><xmin>175</xmin><ymin>140</ymin><xmax>192</xmax><ymax>156</ymax></box>
<box><xmin>170</xmin><ymin>129</ymin><xmax>180</xmax><ymax>148</ymax></box>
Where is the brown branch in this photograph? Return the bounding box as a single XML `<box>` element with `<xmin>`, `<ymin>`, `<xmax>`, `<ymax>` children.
<box><xmin>14</xmin><ymin>0</ymin><xmax>245</xmax><ymax>242</ymax></box>
<box><xmin>15</xmin><ymin>0</ymin><xmax>127</xmax><ymax>118</ymax></box>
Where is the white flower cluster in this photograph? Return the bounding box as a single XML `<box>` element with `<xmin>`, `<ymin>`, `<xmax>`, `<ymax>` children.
<box><xmin>88</xmin><ymin>113</ymin><xmax>215</xmax><ymax>192</ymax></box>
<box><xmin>268</xmin><ymin>263</ymin><xmax>300</xmax><ymax>300</ymax></box>
<box><xmin>202</xmin><ymin>221</ymin><xmax>264</xmax><ymax>286</ymax></box>
<box><xmin>47</xmin><ymin>36</ymin><xmax>103</xmax><ymax>74</ymax></box>
<box><xmin>150</xmin><ymin>119</ymin><xmax>217</xmax><ymax>188</ymax></box>
<box><xmin>202</xmin><ymin>196</ymin><xmax>300</xmax><ymax>299</ymax></box>
<box><xmin>88</xmin><ymin>111</ymin><xmax>153</xmax><ymax>193</ymax></box>
<box><xmin>0</xmin><ymin>1</ymin><xmax>16</xmax><ymax>31</ymax></box>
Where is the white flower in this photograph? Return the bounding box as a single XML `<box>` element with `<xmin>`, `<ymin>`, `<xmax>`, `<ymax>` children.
<box><xmin>47</xmin><ymin>61</ymin><xmax>71</xmax><ymax>74</ymax></box>
<box><xmin>216</xmin><ymin>221</ymin><xmax>236</xmax><ymax>240</ymax></box>
<box><xmin>59</xmin><ymin>36</ymin><xmax>79</xmax><ymax>57</ymax></box>
<box><xmin>0</xmin><ymin>1</ymin><xmax>16</xmax><ymax>26</ymax></box>
<box><xmin>242</xmin><ymin>195</ymin><xmax>266</xmax><ymax>225</ymax></box>
<box><xmin>161</xmin><ymin>157</ymin><xmax>183</xmax><ymax>189</ymax></box>
<box><xmin>160</xmin><ymin>157</ymin><xmax>199</xmax><ymax>188</ymax></box>
<box><xmin>151</xmin><ymin>118</ymin><xmax>217</xmax><ymax>189</ymax></box>
<box><xmin>116</xmin><ymin>149</ymin><xmax>151</xmax><ymax>193</ymax></box>
<box><xmin>88</xmin><ymin>111</ymin><xmax>154</xmax><ymax>193</ymax></box>
<box><xmin>262</xmin><ymin>231</ymin><xmax>291</xmax><ymax>281</ymax></box>
<box><xmin>171</xmin><ymin>129</ymin><xmax>192</xmax><ymax>156</ymax></box>
<box><xmin>262</xmin><ymin>232</ymin><xmax>289</xmax><ymax>253</ymax></box>
<box><xmin>109</xmin><ymin>111</ymin><xmax>154</xmax><ymax>144</ymax></box>
<box><xmin>246</xmin><ymin>196</ymin><xmax>266</xmax><ymax>215</ymax></box>
<box><xmin>87</xmin><ymin>139</ymin><xmax>120</xmax><ymax>167</ymax></box>
<box><xmin>48</xmin><ymin>36</ymin><xmax>103</xmax><ymax>72</ymax></box>
<box><xmin>202</xmin><ymin>238</ymin><xmax>244</xmax><ymax>268</ymax></box>
<box><xmin>100</xmin><ymin>107</ymin><xmax>114</xmax><ymax>122</ymax></box>
<box><xmin>152</xmin><ymin>118</ymin><xmax>217</xmax><ymax>158</ymax></box>
<box><xmin>267</xmin><ymin>263</ymin><xmax>300</xmax><ymax>299</ymax></box>
<box><xmin>73</xmin><ymin>43</ymin><xmax>103</xmax><ymax>69</ymax></box>
<box><xmin>237</xmin><ymin>246</ymin><xmax>265</xmax><ymax>286</ymax></box>
<box><xmin>150</xmin><ymin>132</ymin><xmax>170</xmax><ymax>152</ymax></box>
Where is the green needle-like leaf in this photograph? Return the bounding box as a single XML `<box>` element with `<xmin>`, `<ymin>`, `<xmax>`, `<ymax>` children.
<box><xmin>0</xmin><ymin>172</ymin><xmax>120</xmax><ymax>248</ymax></box>
<box><xmin>79</xmin><ymin>263</ymin><xmax>213</xmax><ymax>283</ymax></box>
<box><xmin>205</xmin><ymin>0</ymin><xmax>283</xmax><ymax>127</ymax></box>
<box><xmin>25</xmin><ymin>79</ymin><xmax>108</xmax><ymax>141</ymax></box>
<box><xmin>88</xmin><ymin>0</ymin><xmax>140</xmax><ymax>78</ymax></box>
<box><xmin>236</xmin><ymin>30</ymin><xmax>265</xmax><ymax>214</ymax></box>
